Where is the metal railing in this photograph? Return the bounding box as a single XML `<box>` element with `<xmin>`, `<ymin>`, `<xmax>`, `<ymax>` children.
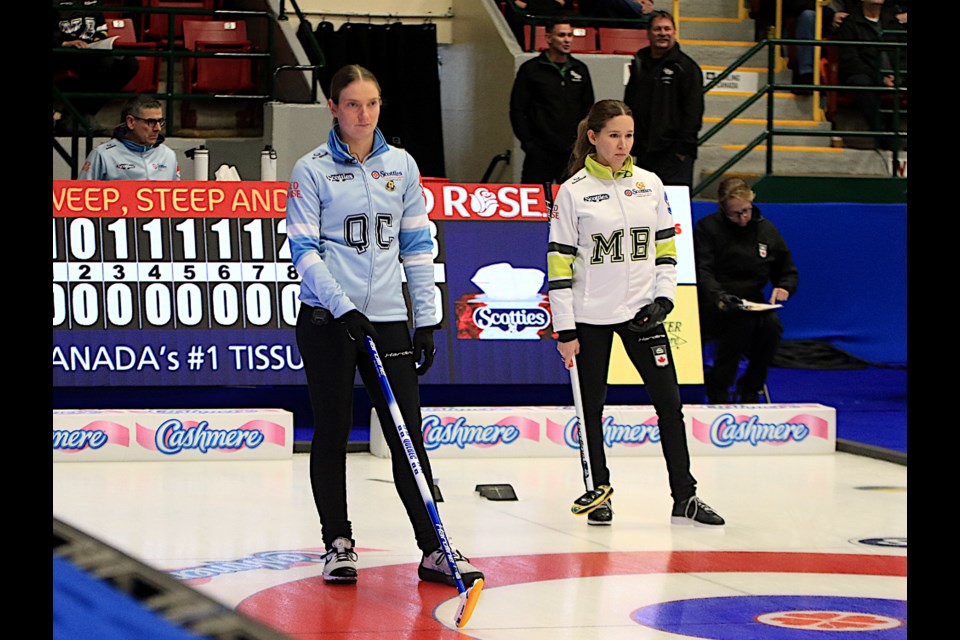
<box><xmin>275</xmin><ymin>0</ymin><xmax>327</xmax><ymax>102</ymax></box>
<box><xmin>693</xmin><ymin>37</ymin><xmax>907</xmax><ymax>197</ymax></box>
<box><xmin>53</xmin><ymin>3</ymin><xmax>284</xmax><ymax>176</ymax></box>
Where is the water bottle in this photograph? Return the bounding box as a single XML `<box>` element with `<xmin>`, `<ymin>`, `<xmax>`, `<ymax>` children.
<box><xmin>192</xmin><ymin>145</ymin><xmax>209</xmax><ymax>181</ymax></box>
<box><xmin>260</xmin><ymin>145</ymin><xmax>277</xmax><ymax>181</ymax></box>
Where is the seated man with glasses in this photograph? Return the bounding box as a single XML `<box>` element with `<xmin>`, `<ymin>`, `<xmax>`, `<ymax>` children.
<box><xmin>693</xmin><ymin>177</ymin><xmax>799</xmax><ymax>404</ymax></box>
<box><xmin>78</xmin><ymin>95</ymin><xmax>180</xmax><ymax>180</ymax></box>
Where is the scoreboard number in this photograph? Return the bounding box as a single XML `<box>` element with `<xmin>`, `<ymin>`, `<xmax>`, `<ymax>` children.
<box><xmin>53</xmin><ymin>215</ymin><xmax>302</xmax><ymax>330</ymax></box>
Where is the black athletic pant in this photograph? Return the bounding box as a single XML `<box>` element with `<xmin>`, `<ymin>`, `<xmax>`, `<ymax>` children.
<box><xmin>575</xmin><ymin>321</ymin><xmax>697</xmax><ymax>502</ymax></box>
<box><xmin>706</xmin><ymin>310</ymin><xmax>783</xmax><ymax>397</ymax></box>
<box><xmin>296</xmin><ymin>305</ymin><xmax>440</xmax><ymax>553</ymax></box>
<box><xmin>53</xmin><ymin>54</ymin><xmax>139</xmax><ymax>118</ymax></box>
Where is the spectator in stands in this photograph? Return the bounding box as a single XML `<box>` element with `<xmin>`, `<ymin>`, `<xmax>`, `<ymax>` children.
<box><xmin>694</xmin><ymin>177</ymin><xmax>799</xmax><ymax>404</ymax></box>
<box><xmin>53</xmin><ymin>0</ymin><xmax>139</xmax><ymax>134</ymax></box>
<box><xmin>78</xmin><ymin>95</ymin><xmax>180</xmax><ymax>180</ymax></box>
<box><xmin>505</xmin><ymin>0</ymin><xmax>570</xmax><ymax>49</ymax></box>
<box><xmin>835</xmin><ymin>1</ymin><xmax>907</xmax><ymax>28</ymax></box>
<box><xmin>579</xmin><ymin>0</ymin><xmax>655</xmax><ymax>25</ymax></box>
<box><xmin>622</xmin><ymin>10</ymin><xmax>703</xmax><ymax>188</ymax></box>
<box><xmin>835</xmin><ymin>0</ymin><xmax>907</xmax><ymax>148</ymax></box>
<box><xmin>750</xmin><ymin>1</ymin><xmax>852</xmax><ymax>44</ymax></box>
<box><xmin>827</xmin><ymin>0</ymin><xmax>856</xmax><ymax>32</ymax></box>
<box><xmin>510</xmin><ymin>19</ymin><xmax>595</xmax><ymax>185</ymax></box>
<box><xmin>784</xmin><ymin>1</ymin><xmax>825</xmax><ymax>95</ymax></box>
<box><xmin>783</xmin><ymin>1</ymin><xmax>863</xmax><ymax>95</ymax></box>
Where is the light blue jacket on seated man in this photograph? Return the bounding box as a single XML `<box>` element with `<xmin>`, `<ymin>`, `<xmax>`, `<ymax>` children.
<box><xmin>79</xmin><ymin>125</ymin><xmax>180</xmax><ymax>180</ymax></box>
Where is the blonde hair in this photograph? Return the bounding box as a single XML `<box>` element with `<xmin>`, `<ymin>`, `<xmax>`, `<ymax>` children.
<box><xmin>566</xmin><ymin>99</ymin><xmax>633</xmax><ymax>179</ymax></box>
<box><xmin>717</xmin><ymin>177</ymin><xmax>755</xmax><ymax>204</ymax></box>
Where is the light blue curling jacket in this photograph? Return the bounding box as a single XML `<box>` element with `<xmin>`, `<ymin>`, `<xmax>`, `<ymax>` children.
<box><xmin>285</xmin><ymin>125</ymin><xmax>436</xmax><ymax>327</ymax></box>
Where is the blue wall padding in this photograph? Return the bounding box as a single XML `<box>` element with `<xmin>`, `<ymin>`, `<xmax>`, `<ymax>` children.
<box><xmin>691</xmin><ymin>201</ymin><xmax>907</xmax><ymax>364</ymax></box>
<box><xmin>53</xmin><ymin>556</ymin><xmax>202</xmax><ymax>640</ymax></box>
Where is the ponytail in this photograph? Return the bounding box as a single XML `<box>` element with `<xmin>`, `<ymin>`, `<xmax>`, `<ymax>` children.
<box><xmin>563</xmin><ymin>99</ymin><xmax>633</xmax><ymax>180</ymax></box>
<box><xmin>566</xmin><ymin>117</ymin><xmax>594</xmax><ymax>180</ymax></box>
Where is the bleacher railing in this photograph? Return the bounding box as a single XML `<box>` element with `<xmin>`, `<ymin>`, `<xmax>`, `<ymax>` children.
<box><xmin>500</xmin><ymin>0</ymin><xmax>905</xmax><ymax>198</ymax></box>
<box><xmin>54</xmin><ymin>2</ymin><xmax>329</xmax><ymax>178</ymax></box>
<box><xmin>503</xmin><ymin>0</ymin><xmax>655</xmax><ymax>52</ymax></box>
<box><xmin>274</xmin><ymin>0</ymin><xmax>327</xmax><ymax>103</ymax></box>
<box><xmin>694</xmin><ymin>36</ymin><xmax>906</xmax><ymax>197</ymax></box>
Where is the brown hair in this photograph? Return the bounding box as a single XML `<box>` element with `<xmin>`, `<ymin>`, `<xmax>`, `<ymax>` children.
<box><xmin>647</xmin><ymin>9</ymin><xmax>676</xmax><ymax>30</ymax></box>
<box><xmin>565</xmin><ymin>99</ymin><xmax>633</xmax><ymax>179</ymax></box>
<box><xmin>328</xmin><ymin>64</ymin><xmax>382</xmax><ymax>120</ymax></box>
<box><xmin>717</xmin><ymin>177</ymin><xmax>755</xmax><ymax>204</ymax></box>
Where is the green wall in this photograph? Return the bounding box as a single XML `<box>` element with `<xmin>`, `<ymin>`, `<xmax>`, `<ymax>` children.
<box><xmin>752</xmin><ymin>176</ymin><xmax>907</xmax><ymax>204</ymax></box>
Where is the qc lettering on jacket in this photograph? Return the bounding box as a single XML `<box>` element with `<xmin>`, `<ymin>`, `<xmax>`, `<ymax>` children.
<box><xmin>285</xmin><ymin>126</ymin><xmax>436</xmax><ymax>327</ymax></box>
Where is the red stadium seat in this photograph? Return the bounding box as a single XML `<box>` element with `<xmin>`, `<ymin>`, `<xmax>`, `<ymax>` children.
<box><xmin>533</xmin><ymin>25</ymin><xmax>599</xmax><ymax>53</ymax></box>
<box><xmin>597</xmin><ymin>27</ymin><xmax>650</xmax><ymax>55</ymax></box>
<box><xmin>570</xmin><ymin>27</ymin><xmax>599</xmax><ymax>53</ymax></box>
<box><xmin>107</xmin><ymin>18</ymin><xmax>160</xmax><ymax>93</ymax></box>
<box><xmin>182</xmin><ymin>19</ymin><xmax>255</xmax><ymax>94</ymax></box>
<box><xmin>533</xmin><ymin>25</ymin><xmax>548</xmax><ymax>51</ymax></box>
<box><xmin>142</xmin><ymin>0</ymin><xmax>214</xmax><ymax>47</ymax></box>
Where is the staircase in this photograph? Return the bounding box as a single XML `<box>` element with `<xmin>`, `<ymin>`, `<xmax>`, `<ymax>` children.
<box><xmin>676</xmin><ymin>0</ymin><xmax>904</xmax><ymax>198</ymax></box>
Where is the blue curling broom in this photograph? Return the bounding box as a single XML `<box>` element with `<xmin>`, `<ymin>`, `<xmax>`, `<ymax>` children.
<box><xmin>365</xmin><ymin>336</ymin><xmax>484</xmax><ymax>628</ymax></box>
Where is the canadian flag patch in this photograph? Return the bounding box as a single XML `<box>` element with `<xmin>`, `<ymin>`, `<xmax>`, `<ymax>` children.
<box><xmin>651</xmin><ymin>345</ymin><xmax>669</xmax><ymax>367</ymax></box>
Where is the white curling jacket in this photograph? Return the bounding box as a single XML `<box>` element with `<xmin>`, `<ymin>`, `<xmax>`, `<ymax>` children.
<box><xmin>547</xmin><ymin>155</ymin><xmax>678</xmax><ymax>332</ymax></box>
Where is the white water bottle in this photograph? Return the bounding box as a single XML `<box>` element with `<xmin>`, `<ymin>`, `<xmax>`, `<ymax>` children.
<box><xmin>260</xmin><ymin>145</ymin><xmax>277</xmax><ymax>181</ymax></box>
<box><xmin>193</xmin><ymin>145</ymin><xmax>209</xmax><ymax>181</ymax></box>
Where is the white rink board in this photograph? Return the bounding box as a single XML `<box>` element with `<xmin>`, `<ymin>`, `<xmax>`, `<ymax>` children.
<box><xmin>370</xmin><ymin>404</ymin><xmax>836</xmax><ymax>459</ymax></box>
<box><xmin>53</xmin><ymin>408</ymin><xmax>293</xmax><ymax>462</ymax></box>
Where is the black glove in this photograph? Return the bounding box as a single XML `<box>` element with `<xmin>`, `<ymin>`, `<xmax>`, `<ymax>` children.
<box><xmin>412</xmin><ymin>326</ymin><xmax>437</xmax><ymax>376</ymax></box>
<box><xmin>628</xmin><ymin>297</ymin><xmax>674</xmax><ymax>333</ymax></box>
<box><xmin>717</xmin><ymin>293</ymin><xmax>743</xmax><ymax>312</ymax></box>
<box><xmin>337</xmin><ymin>310</ymin><xmax>378</xmax><ymax>346</ymax></box>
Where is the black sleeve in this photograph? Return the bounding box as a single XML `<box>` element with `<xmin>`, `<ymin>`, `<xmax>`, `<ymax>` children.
<box><xmin>676</xmin><ymin>60</ymin><xmax>705</xmax><ymax>158</ymax></box>
<box><xmin>509</xmin><ymin>64</ymin><xmax>535</xmax><ymax>152</ymax></box>
<box><xmin>836</xmin><ymin>19</ymin><xmax>875</xmax><ymax>80</ymax></box>
<box><xmin>580</xmin><ymin>63</ymin><xmax>595</xmax><ymax>118</ymax></box>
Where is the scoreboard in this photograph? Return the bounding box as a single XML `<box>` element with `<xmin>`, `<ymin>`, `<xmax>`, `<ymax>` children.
<box><xmin>53</xmin><ymin>182</ymin><xmax>297</xmax><ymax>332</ymax></box>
<box><xmin>53</xmin><ymin>181</ymin><xmax>704</xmax><ymax>388</ymax></box>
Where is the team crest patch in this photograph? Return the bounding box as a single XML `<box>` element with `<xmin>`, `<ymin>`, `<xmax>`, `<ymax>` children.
<box><xmin>758</xmin><ymin>243</ymin><xmax>768</xmax><ymax>258</ymax></box>
<box><xmin>386</xmin><ymin>179</ymin><xmax>396</xmax><ymax>192</ymax></box>
<box><xmin>651</xmin><ymin>345</ymin><xmax>669</xmax><ymax>367</ymax></box>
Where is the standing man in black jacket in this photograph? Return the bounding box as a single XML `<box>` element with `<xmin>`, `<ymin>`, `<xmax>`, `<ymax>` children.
<box><xmin>622</xmin><ymin>10</ymin><xmax>703</xmax><ymax>188</ymax></box>
<box><xmin>694</xmin><ymin>177</ymin><xmax>799</xmax><ymax>404</ymax></box>
<box><xmin>510</xmin><ymin>19</ymin><xmax>595</xmax><ymax>185</ymax></box>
